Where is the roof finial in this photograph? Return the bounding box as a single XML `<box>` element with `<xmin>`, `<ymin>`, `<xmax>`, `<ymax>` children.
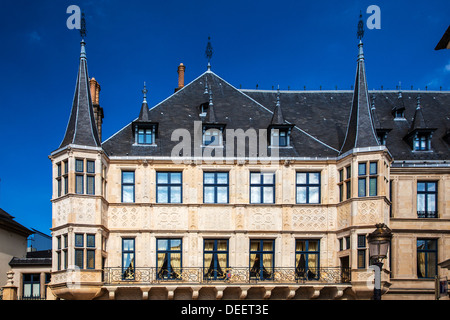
<box><xmin>204</xmin><ymin>77</ymin><xmax>209</xmax><ymax>94</ymax></box>
<box><xmin>80</xmin><ymin>12</ymin><xmax>87</xmax><ymax>40</ymax></box>
<box><xmin>416</xmin><ymin>92</ymin><xmax>421</xmax><ymax>110</ymax></box>
<box><xmin>142</xmin><ymin>82</ymin><xmax>148</xmax><ymax>103</ymax></box>
<box><xmin>209</xmin><ymin>85</ymin><xmax>213</xmax><ymax>106</ymax></box>
<box><xmin>357</xmin><ymin>10</ymin><xmax>364</xmax><ymax>41</ymax></box>
<box><xmin>276</xmin><ymin>85</ymin><xmax>281</xmax><ymax>108</ymax></box>
<box><xmin>205</xmin><ymin>36</ymin><xmax>213</xmax><ymax>71</ymax></box>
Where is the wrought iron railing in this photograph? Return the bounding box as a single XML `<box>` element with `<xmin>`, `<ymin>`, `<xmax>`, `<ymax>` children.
<box><xmin>103</xmin><ymin>267</ymin><xmax>350</xmax><ymax>285</ymax></box>
<box><xmin>417</xmin><ymin>211</ymin><xmax>438</xmax><ymax>218</ymax></box>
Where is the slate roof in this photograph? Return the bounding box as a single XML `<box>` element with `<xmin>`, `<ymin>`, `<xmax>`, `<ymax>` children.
<box><xmin>58</xmin><ymin>40</ymin><xmax>101</xmax><ymax>151</ymax></box>
<box><xmin>9</xmin><ymin>250</ymin><xmax>52</xmax><ymax>267</ymax></box>
<box><xmin>100</xmin><ymin>41</ymin><xmax>449</xmax><ymax>162</ymax></box>
<box><xmin>0</xmin><ymin>208</ymin><xmax>33</xmax><ymax>237</ymax></box>
<box><xmin>339</xmin><ymin>41</ymin><xmax>380</xmax><ymax>155</ymax></box>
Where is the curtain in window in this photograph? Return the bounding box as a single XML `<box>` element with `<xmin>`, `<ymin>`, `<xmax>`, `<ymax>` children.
<box><xmin>417</xmin><ymin>251</ymin><xmax>425</xmax><ymax>278</ymax></box>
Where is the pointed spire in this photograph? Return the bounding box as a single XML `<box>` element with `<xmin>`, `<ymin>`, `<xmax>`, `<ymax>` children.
<box><xmin>138</xmin><ymin>82</ymin><xmax>151</xmax><ymax>122</ymax></box>
<box><xmin>205</xmin><ymin>36</ymin><xmax>213</xmax><ymax>71</ymax></box>
<box><xmin>205</xmin><ymin>85</ymin><xmax>217</xmax><ymax>123</ymax></box>
<box><xmin>59</xmin><ymin>39</ymin><xmax>101</xmax><ymax>149</ymax></box>
<box><xmin>271</xmin><ymin>86</ymin><xmax>286</xmax><ymax>125</ymax></box>
<box><xmin>340</xmin><ymin>15</ymin><xmax>379</xmax><ymax>154</ymax></box>
<box><xmin>410</xmin><ymin>93</ymin><xmax>428</xmax><ymax>131</ymax></box>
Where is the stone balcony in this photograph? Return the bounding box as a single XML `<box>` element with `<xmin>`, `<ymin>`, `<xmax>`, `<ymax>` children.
<box><xmin>102</xmin><ymin>266</ymin><xmax>353</xmax><ymax>300</ymax></box>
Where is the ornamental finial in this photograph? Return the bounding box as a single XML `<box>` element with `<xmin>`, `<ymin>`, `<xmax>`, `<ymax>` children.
<box><xmin>205</xmin><ymin>36</ymin><xmax>213</xmax><ymax>70</ymax></box>
<box><xmin>142</xmin><ymin>82</ymin><xmax>148</xmax><ymax>103</ymax></box>
<box><xmin>357</xmin><ymin>11</ymin><xmax>364</xmax><ymax>41</ymax></box>
<box><xmin>80</xmin><ymin>12</ymin><xmax>87</xmax><ymax>39</ymax></box>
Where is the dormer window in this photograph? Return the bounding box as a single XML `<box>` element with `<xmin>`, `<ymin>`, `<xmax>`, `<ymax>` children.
<box><xmin>394</xmin><ymin>109</ymin><xmax>404</xmax><ymax>119</ymax></box>
<box><xmin>203</xmin><ymin>127</ymin><xmax>223</xmax><ymax>146</ymax></box>
<box><xmin>138</xmin><ymin>128</ymin><xmax>153</xmax><ymax>144</ymax></box>
<box><xmin>133</xmin><ymin>123</ymin><xmax>158</xmax><ymax>146</ymax></box>
<box><xmin>271</xmin><ymin>128</ymin><xmax>290</xmax><ymax>147</ymax></box>
<box><xmin>414</xmin><ymin>133</ymin><xmax>431</xmax><ymax>151</ymax></box>
<box><xmin>268</xmin><ymin>125</ymin><xmax>293</xmax><ymax>147</ymax></box>
<box><xmin>376</xmin><ymin>129</ymin><xmax>391</xmax><ymax>146</ymax></box>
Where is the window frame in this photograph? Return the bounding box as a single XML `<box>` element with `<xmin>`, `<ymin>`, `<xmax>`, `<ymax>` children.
<box><xmin>295</xmin><ymin>239</ymin><xmax>320</xmax><ymax>280</ymax></box>
<box><xmin>296</xmin><ymin>172</ymin><xmax>321</xmax><ymax>204</ymax></box>
<box><xmin>417</xmin><ymin>239</ymin><xmax>438</xmax><ymax>279</ymax></box>
<box><xmin>156</xmin><ymin>238</ymin><xmax>183</xmax><ymax>280</ymax></box>
<box><xmin>203</xmin><ymin>172</ymin><xmax>229</xmax><ymax>204</ymax></box>
<box><xmin>156</xmin><ymin>172</ymin><xmax>182</xmax><ymax>204</ymax></box>
<box><xmin>249</xmin><ymin>239</ymin><xmax>275</xmax><ymax>280</ymax></box>
<box><xmin>249</xmin><ymin>172</ymin><xmax>275</xmax><ymax>204</ymax></box>
<box><xmin>121</xmin><ymin>171</ymin><xmax>135</xmax><ymax>203</ymax></box>
<box><xmin>417</xmin><ymin>181</ymin><xmax>438</xmax><ymax>218</ymax></box>
<box><xmin>122</xmin><ymin>238</ymin><xmax>135</xmax><ymax>280</ymax></box>
<box><xmin>203</xmin><ymin>239</ymin><xmax>229</xmax><ymax>280</ymax></box>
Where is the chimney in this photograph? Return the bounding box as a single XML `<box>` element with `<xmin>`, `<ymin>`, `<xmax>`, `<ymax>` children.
<box><xmin>175</xmin><ymin>63</ymin><xmax>185</xmax><ymax>92</ymax></box>
<box><xmin>89</xmin><ymin>77</ymin><xmax>104</xmax><ymax>141</ymax></box>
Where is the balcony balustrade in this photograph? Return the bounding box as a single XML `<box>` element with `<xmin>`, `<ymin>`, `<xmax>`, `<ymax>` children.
<box><xmin>103</xmin><ymin>267</ymin><xmax>350</xmax><ymax>285</ymax></box>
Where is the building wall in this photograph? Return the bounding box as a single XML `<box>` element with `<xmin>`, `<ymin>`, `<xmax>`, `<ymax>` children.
<box><xmin>0</xmin><ymin>229</ymin><xmax>28</xmax><ymax>287</ymax></box>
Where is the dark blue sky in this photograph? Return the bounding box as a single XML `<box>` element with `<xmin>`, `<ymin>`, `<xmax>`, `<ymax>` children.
<box><xmin>0</xmin><ymin>0</ymin><xmax>449</xmax><ymax>234</ymax></box>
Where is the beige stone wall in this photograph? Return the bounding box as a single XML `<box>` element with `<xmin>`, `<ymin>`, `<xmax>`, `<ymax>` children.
<box><xmin>49</xmin><ymin>146</ymin><xmax>450</xmax><ymax>299</ymax></box>
<box><xmin>0</xmin><ymin>229</ymin><xmax>28</xmax><ymax>287</ymax></box>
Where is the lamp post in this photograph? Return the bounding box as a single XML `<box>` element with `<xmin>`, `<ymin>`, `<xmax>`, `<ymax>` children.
<box><xmin>367</xmin><ymin>223</ymin><xmax>392</xmax><ymax>300</ymax></box>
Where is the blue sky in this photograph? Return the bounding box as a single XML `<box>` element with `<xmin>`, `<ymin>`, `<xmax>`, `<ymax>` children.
<box><xmin>0</xmin><ymin>0</ymin><xmax>449</xmax><ymax>234</ymax></box>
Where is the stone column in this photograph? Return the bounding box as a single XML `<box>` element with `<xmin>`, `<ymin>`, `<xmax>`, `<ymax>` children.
<box><xmin>2</xmin><ymin>270</ymin><xmax>18</xmax><ymax>300</ymax></box>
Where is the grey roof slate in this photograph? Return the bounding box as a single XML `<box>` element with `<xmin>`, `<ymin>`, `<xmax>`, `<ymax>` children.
<box><xmin>58</xmin><ymin>40</ymin><xmax>101</xmax><ymax>150</ymax></box>
<box><xmin>101</xmin><ymin>41</ymin><xmax>449</xmax><ymax>162</ymax></box>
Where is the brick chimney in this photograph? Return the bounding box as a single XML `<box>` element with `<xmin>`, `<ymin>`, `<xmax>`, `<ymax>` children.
<box><xmin>89</xmin><ymin>77</ymin><xmax>104</xmax><ymax>141</ymax></box>
<box><xmin>175</xmin><ymin>63</ymin><xmax>185</xmax><ymax>92</ymax></box>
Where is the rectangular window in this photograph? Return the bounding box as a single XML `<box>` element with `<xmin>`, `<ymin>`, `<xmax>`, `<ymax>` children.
<box><xmin>358</xmin><ymin>162</ymin><xmax>378</xmax><ymax>197</ymax></box>
<box><xmin>250</xmin><ymin>239</ymin><xmax>274</xmax><ymax>280</ymax></box>
<box><xmin>414</xmin><ymin>135</ymin><xmax>429</xmax><ymax>151</ymax></box>
<box><xmin>417</xmin><ymin>239</ymin><xmax>437</xmax><ymax>278</ymax></box>
<box><xmin>157</xmin><ymin>238</ymin><xmax>182</xmax><ymax>280</ymax></box>
<box><xmin>22</xmin><ymin>274</ymin><xmax>40</xmax><ymax>299</ymax></box>
<box><xmin>358</xmin><ymin>163</ymin><xmax>366</xmax><ymax>197</ymax></box>
<box><xmin>250</xmin><ymin>172</ymin><xmax>275</xmax><ymax>204</ymax></box>
<box><xmin>204</xmin><ymin>239</ymin><xmax>229</xmax><ymax>280</ymax></box>
<box><xmin>122</xmin><ymin>238</ymin><xmax>135</xmax><ymax>280</ymax></box>
<box><xmin>417</xmin><ymin>182</ymin><xmax>437</xmax><ymax>218</ymax></box>
<box><xmin>295</xmin><ymin>239</ymin><xmax>320</xmax><ymax>280</ymax></box>
<box><xmin>203</xmin><ymin>172</ymin><xmax>229</xmax><ymax>204</ymax></box>
<box><xmin>296</xmin><ymin>172</ymin><xmax>320</xmax><ymax>204</ymax></box>
<box><xmin>121</xmin><ymin>171</ymin><xmax>135</xmax><ymax>203</ymax></box>
<box><xmin>75</xmin><ymin>174</ymin><xmax>84</xmax><ymax>194</ymax></box>
<box><xmin>157</xmin><ymin>172</ymin><xmax>182</xmax><ymax>203</ymax></box>
<box><xmin>203</xmin><ymin>128</ymin><xmax>222</xmax><ymax>146</ymax></box>
<box><xmin>75</xmin><ymin>159</ymin><xmax>84</xmax><ymax>173</ymax></box>
<box><xmin>74</xmin><ymin>233</ymin><xmax>84</xmax><ymax>269</ymax></box>
<box><xmin>138</xmin><ymin>128</ymin><xmax>153</xmax><ymax>144</ymax></box>
<box><xmin>57</xmin><ymin>163</ymin><xmax>62</xmax><ymax>197</ymax></box>
<box><xmin>338</xmin><ymin>166</ymin><xmax>351</xmax><ymax>202</ymax></box>
<box><xmin>271</xmin><ymin>129</ymin><xmax>289</xmax><ymax>147</ymax></box>
<box><xmin>86</xmin><ymin>250</ymin><xmax>95</xmax><ymax>269</ymax></box>
<box><xmin>369</xmin><ymin>162</ymin><xmax>377</xmax><ymax>197</ymax></box>
<box><xmin>357</xmin><ymin>235</ymin><xmax>367</xmax><ymax>269</ymax></box>
<box><xmin>346</xmin><ymin>166</ymin><xmax>351</xmax><ymax>199</ymax></box>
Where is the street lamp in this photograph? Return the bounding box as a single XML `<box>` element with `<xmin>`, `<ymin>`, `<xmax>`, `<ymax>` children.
<box><xmin>367</xmin><ymin>223</ymin><xmax>392</xmax><ymax>300</ymax></box>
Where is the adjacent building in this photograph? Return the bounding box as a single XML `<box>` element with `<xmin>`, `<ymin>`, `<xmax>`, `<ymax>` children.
<box><xmin>47</xmin><ymin>34</ymin><xmax>450</xmax><ymax>300</ymax></box>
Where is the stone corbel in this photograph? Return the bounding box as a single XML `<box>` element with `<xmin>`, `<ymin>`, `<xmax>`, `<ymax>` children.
<box><xmin>287</xmin><ymin>286</ymin><xmax>298</xmax><ymax>299</ymax></box>
<box><xmin>167</xmin><ymin>287</ymin><xmax>176</xmax><ymax>300</ymax></box>
<box><xmin>191</xmin><ymin>286</ymin><xmax>201</xmax><ymax>300</ymax></box>
<box><xmin>107</xmin><ymin>287</ymin><xmax>117</xmax><ymax>300</ymax></box>
<box><xmin>310</xmin><ymin>286</ymin><xmax>324</xmax><ymax>299</ymax></box>
<box><xmin>263</xmin><ymin>286</ymin><xmax>275</xmax><ymax>299</ymax></box>
<box><xmin>140</xmin><ymin>286</ymin><xmax>151</xmax><ymax>300</ymax></box>
<box><xmin>239</xmin><ymin>286</ymin><xmax>250</xmax><ymax>299</ymax></box>
<box><xmin>215</xmin><ymin>286</ymin><xmax>227</xmax><ymax>300</ymax></box>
